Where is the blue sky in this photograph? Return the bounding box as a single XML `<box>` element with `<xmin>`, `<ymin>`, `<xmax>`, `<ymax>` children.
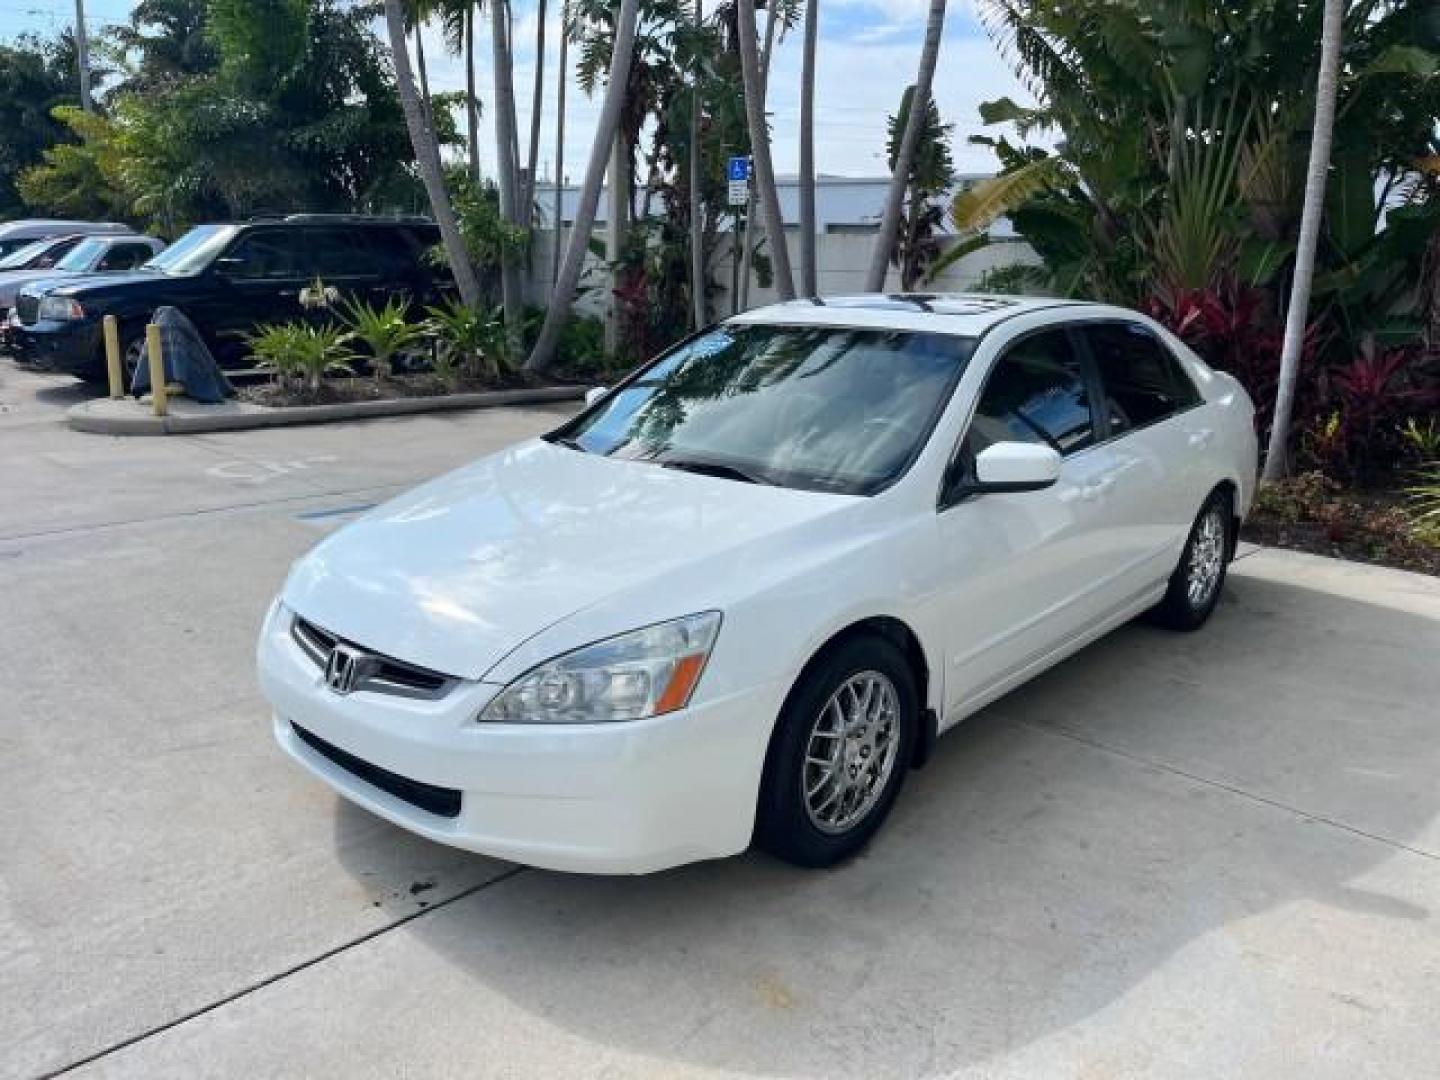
<box><xmin>4</xmin><ymin>0</ymin><xmax>1035</xmax><ymax>178</ymax></box>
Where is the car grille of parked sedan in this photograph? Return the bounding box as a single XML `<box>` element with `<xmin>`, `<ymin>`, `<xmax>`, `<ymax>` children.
<box><xmin>291</xmin><ymin>614</ymin><xmax>454</xmax><ymax>700</ymax></box>
<box><xmin>292</xmin><ymin>723</ymin><xmax>462</xmax><ymax>819</ymax></box>
<box><xmin>16</xmin><ymin>295</ymin><xmax>39</xmax><ymax>325</ymax></box>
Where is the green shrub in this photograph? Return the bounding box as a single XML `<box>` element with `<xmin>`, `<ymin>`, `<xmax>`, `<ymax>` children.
<box><xmin>426</xmin><ymin>298</ymin><xmax>508</xmax><ymax>382</ymax></box>
<box><xmin>338</xmin><ymin>295</ymin><xmax>423</xmax><ymax>381</ymax></box>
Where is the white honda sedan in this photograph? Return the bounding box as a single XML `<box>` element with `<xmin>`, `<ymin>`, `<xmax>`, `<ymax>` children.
<box><xmin>257</xmin><ymin>295</ymin><xmax>1257</xmax><ymax>873</ymax></box>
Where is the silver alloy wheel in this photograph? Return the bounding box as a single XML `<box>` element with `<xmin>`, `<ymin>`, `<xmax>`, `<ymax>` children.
<box><xmin>1186</xmin><ymin>506</ymin><xmax>1227</xmax><ymax>608</ymax></box>
<box><xmin>801</xmin><ymin>670</ymin><xmax>902</xmax><ymax>835</ymax></box>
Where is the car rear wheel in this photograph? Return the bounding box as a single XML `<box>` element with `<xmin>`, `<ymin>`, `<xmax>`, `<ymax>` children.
<box><xmin>1149</xmin><ymin>490</ymin><xmax>1233</xmax><ymax>631</ymax></box>
<box><xmin>755</xmin><ymin>635</ymin><xmax>917</xmax><ymax>867</ymax></box>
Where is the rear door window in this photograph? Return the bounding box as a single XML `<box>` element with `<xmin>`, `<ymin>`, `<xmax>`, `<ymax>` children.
<box><xmin>304</xmin><ymin>229</ymin><xmax>385</xmax><ymax>281</ymax></box>
<box><xmin>970</xmin><ymin>329</ymin><xmax>1094</xmax><ymax>456</ymax></box>
<box><xmin>1081</xmin><ymin>323</ymin><xmax>1201</xmax><ymax>435</ymax></box>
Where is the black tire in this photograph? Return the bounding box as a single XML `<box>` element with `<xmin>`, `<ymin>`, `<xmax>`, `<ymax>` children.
<box><xmin>755</xmin><ymin>634</ymin><xmax>918</xmax><ymax>868</ymax></box>
<box><xmin>1148</xmin><ymin>489</ymin><xmax>1234</xmax><ymax>631</ymax></box>
<box><xmin>81</xmin><ymin>326</ymin><xmax>147</xmax><ymax>389</ymax></box>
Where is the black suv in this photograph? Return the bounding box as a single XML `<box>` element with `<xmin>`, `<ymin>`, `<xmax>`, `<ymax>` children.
<box><xmin>8</xmin><ymin>214</ymin><xmax>443</xmax><ymax>382</ymax></box>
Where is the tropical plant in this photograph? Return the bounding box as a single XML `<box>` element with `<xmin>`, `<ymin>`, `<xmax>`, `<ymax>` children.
<box><xmin>427</xmin><ymin>296</ymin><xmax>509</xmax><ymax>380</ymax></box>
<box><xmin>383</xmin><ymin>0</ymin><xmax>484</xmax><ymax>309</ymax></box>
<box><xmin>291</xmin><ymin>324</ymin><xmax>356</xmax><ymax>391</ymax></box>
<box><xmin>1408</xmin><ymin>461</ymin><xmax>1440</xmax><ymax>532</ymax></box>
<box><xmin>528</xmin><ymin>0</ymin><xmax>641</xmax><ymax>371</ymax></box>
<box><xmin>797</xmin><ymin>0</ymin><xmax>819</xmax><ymax>297</ymax></box>
<box><xmin>882</xmin><ymin>86</ymin><xmax>957</xmax><ymax>291</ymax></box>
<box><xmin>488</xmin><ymin>0</ymin><xmax>526</xmax><ymax>341</ymax></box>
<box><xmin>247</xmin><ymin>321</ymin><xmax>353</xmax><ymax>392</ymax></box>
<box><xmin>245</xmin><ymin>322</ymin><xmax>307</xmax><ymax>387</ymax></box>
<box><xmin>0</xmin><ymin>33</ymin><xmax>95</xmax><ymax>218</ymax></box>
<box><xmin>866</xmin><ymin>0</ymin><xmax>948</xmax><ymax>292</ymax></box>
<box><xmin>339</xmin><ymin>295</ymin><xmax>424</xmax><ymax>381</ymax></box>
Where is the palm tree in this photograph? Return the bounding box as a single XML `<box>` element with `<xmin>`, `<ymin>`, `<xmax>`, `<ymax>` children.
<box><xmin>553</xmin><ymin>0</ymin><xmax>569</xmax><ymax>284</ymax></box>
<box><xmin>527</xmin><ymin>0</ymin><xmax>642</xmax><ymax>371</ymax></box>
<box><xmin>1263</xmin><ymin>0</ymin><xmax>1344</xmax><ymax>481</ymax></box>
<box><xmin>798</xmin><ymin>0</ymin><xmax>818</xmax><ymax>296</ymax></box>
<box><xmin>382</xmin><ymin>0</ymin><xmax>483</xmax><ymax>308</ymax></box>
<box><xmin>690</xmin><ymin>0</ymin><xmax>706</xmax><ymax>327</ymax></box>
<box><xmin>738</xmin><ymin>0</ymin><xmax>784</xmax><ymax>307</ymax></box>
<box><xmin>465</xmin><ymin>4</ymin><xmax>481</xmax><ymax>180</ymax></box>
<box><xmin>521</xmin><ymin>0</ymin><xmax>548</xmax><ymax>218</ymax></box>
<box><xmin>490</xmin><ymin>0</ymin><xmax>524</xmax><ymax>337</ymax></box>
<box><xmin>407</xmin><ymin>0</ymin><xmax>436</xmax><ymax>132</ymax></box>
<box><xmin>865</xmin><ymin>0</ymin><xmax>946</xmax><ymax>292</ymax></box>
<box><xmin>737</xmin><ymin>0</ymin><xmax>795</xmax><ymax>300</ymax></box>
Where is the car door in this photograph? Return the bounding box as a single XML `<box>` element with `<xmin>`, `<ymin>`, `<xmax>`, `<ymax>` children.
<box><xmin>1075</xmin><ymin>321</ymin><xmax>1212</xmax><ymax>592</ymax></box>
<box><xmin>300</xmin><ymin>227</ymin><xmax>393</xmax><ymax>312</ymax></box>
<box><xmin>934</xmin><ymin>326</ymin><xmax>1122</xmax><ymax>716</ymax></box>
<box><xmin>195</xmin><ymin>228</ymin><xmax>309</xmax><ymax>362</ymax></box>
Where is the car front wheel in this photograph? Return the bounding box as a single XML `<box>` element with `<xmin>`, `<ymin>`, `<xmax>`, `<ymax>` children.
<box><xmin>755</xmin><ymin>634</ymin><xmax>917</xmax><ymax>867</ymax></box>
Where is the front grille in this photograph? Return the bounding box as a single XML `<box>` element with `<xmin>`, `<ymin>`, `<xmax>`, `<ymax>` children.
<box><xmin>292</xmin><ymin>723</ymin><xmax>462</xmax><ymax>819</ymax></box>
<box><xmin>291</xmin><ymin>614</ymin><xmax>454</xmax><ymax>700</ymax></box>
<box><xmin>16</xmin><ymin>295</ymin><xmax>39</xmax><ymax>325</ymax></box>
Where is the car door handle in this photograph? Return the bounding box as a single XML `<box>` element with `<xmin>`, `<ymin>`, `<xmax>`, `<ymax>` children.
<box><xmin>1188</xmin><ymin>428</ymin><xmax>1215</xmax><ymax>448</ymax></box>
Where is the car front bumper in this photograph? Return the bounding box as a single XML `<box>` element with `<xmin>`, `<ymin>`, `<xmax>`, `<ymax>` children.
<box><xmin>7</xmin><ymin>315</ymin><xmax>102</xmax><ymax>375</ymax></box>
<box><xmin>257</xmin><ymin>603</ymin><xmax>782</xmax><ymax>874</ymax></box>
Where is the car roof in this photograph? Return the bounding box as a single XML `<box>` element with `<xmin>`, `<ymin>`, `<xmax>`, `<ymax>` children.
<box><xmin>729</xmin><ymin>293</ymin><xmax>1109</xmax><ymax>337</ymax></box>
<box><xmin>0</xmin><ymin>220</ymin><xmax>131</xmax><ymax>240</ymax></box>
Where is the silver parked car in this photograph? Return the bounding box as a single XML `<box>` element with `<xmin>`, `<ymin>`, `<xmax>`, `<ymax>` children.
<box><xmin>0</xmin><ymin>234</ymin><xmax>165</xmax><ymax>319</ymax></box>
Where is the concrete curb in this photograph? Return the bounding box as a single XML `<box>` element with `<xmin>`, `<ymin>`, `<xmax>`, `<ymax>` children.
<box><xmin>67</xmin><ymin>385</ymin><xmax>587</xmax><ymax>435</ymax></box>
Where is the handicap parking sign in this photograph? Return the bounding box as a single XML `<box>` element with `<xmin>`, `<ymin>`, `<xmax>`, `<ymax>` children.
<box><xmin>727</xmin><ymin>156</ymin><xmax>753</xmax><ymax>182</ymax></box>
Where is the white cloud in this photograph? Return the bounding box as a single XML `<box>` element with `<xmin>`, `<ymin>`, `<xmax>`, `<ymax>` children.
<box><xmin>419</xmin><ymin>0</ymin><xmax>1038</xmax><ymax>182</ymax></box>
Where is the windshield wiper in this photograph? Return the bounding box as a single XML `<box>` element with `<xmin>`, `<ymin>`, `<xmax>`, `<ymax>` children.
<box><xmin>657</xmin><ymin>456</ymin><xmax>775</xmax><ymax>486</ymax></box>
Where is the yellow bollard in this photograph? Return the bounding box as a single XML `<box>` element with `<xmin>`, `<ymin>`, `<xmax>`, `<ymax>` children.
<box><xmin>103</xmin><ymin>315</ymin><xmax>124</xmax><ymax>399</ymax></box>
<box><xmin>146</xmin><ymin>323</ymin><xmax>168</xmax><ymax>417</ymax></box>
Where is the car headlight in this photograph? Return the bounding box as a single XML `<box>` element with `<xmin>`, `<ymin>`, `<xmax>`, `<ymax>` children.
<box><xmin>480</xmin><ymin>611</ymin><xmax>722</xmax><ymax>724</ymax></box>
<box><xmin>38</xmin><ymin>296</ymin><xmax>85</xmax><ymax>321</ymax></box>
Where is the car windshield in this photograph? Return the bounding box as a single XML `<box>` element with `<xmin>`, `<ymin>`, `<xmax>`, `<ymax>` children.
<box><xmin>557</xmin><ymin>324</ymin><xmax>975</xmax><ymax>496</ymax></box>
<box><xmin>54</xmin><ymin>238</ymin><xmax>110</xmax><ymax>272</ymax></box>
<box><xmin>0</xmin><ymin>239</ymin><xmax>55</xmax><ymax>270</ymax></box>
<box><xmin>144</xmin><ymin>224</ymin><xmax>236</xmax><ymax>275</ymax></box>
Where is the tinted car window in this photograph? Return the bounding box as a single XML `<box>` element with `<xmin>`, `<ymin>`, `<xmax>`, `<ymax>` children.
<box><xmin>1082</xmin><ymin>322</ymin><xmax>1201</xmax><ymax>434</ymax></box>
<box><xmin>97</xmin><ymin>243</ymin><xmax>155</xmax><ymax>271</ymax></box>
<box><xmin>223</xmin><ymin>230</ymin><xmax>305</xmax><ymax>279</ymax></box>
<box><xmin>305</xmin><ymin>229</ymin><xmax>384</xmax><ymax>279</ymax></box>
<box><xmin>970</xmin><ymin>329</ymin><xmax>1094</xmax><ymax>455</ymax></box>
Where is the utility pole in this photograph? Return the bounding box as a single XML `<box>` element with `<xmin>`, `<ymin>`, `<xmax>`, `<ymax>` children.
<box><xmin>74</xmin><ymin>0</ymin><xmax>94</xmax><ymax>112</ymax></box>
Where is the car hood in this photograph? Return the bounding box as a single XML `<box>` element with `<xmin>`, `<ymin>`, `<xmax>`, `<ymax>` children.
<box><xmin>282</xmin><ymin>439</ymin><xmax>858</xmax><ymax>680</ymax></box>
<box><xmin>41</xmin><ymin>269</ymin><xmax>167</xmax><ymax>298</ymax></box>
<box><xmin>0</xmin><ymin>269</ymin><xmax>73</xmax><ymax>304</ymax></box>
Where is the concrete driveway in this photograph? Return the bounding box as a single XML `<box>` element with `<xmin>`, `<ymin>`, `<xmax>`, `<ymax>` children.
<box><xmin>3</xmin><ymin>363</ymin><xmax>1438</xmax><ymax>1079</ymax></box>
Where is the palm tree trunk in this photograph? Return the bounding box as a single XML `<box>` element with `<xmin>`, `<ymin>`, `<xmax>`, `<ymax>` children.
<box><xmin>689</xmin><ymin>0</ymin><xmax>706</xmax><ymax>328</ymax></box>
<box><xmin>414</xmin><ymin>20</ymin><xmax>434</xmax><ymax>132</ymax></box>
<box><xmin>739</xmin><ymin>0</ymin><xmax>782</xmax><ymax>308</ymax></box>
<box><xmin>552</xmin><ymin>0</ymin><xmax>568</xmax><ymax>285</ymax></box>
<box><xmin>737</xmin><ymin>0</ymin><xmax>794</xmax><ymax>301</ymax></box>
<box><xmin>490</xmin><ymin>0</ymin><xmax>524</xmax><ymax>336</ymax></box>
<box><xmin>865</xmin><ymin>0</ymin><xmax>946</xmax><ymax>292</ymax></box>
<box><xmin>1263</xmin><ymin>0</ymin><xmax>1344</xmax><ymax>481</ymax></box>
<box><xmin>527</xmin><ymin>0</ymin><xmax>640</xmax><ymax>372</ymax></box>
<box><xmin>521</xmin><ymin>0</ymin><xmax>548</xmax><ymax>222</ymax></box>
<box><xmin>465</xmin><ymin>5</ymin><xmax>480</xmax><ymax>182</ymax></box>
<box><xmin>799</xmin><ymin>0</ymin><xmax>818</xmax><ymax>296</ymax></box>
<box><xmin>383</xmin><ymin>0</ymin><xmax>482</xmax><ymax>308</ymax></box>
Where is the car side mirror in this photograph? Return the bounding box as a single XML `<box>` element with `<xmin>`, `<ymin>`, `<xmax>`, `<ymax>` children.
<box><xmin>961</xmin><ymin>442</ymin><xmax>1062</xmax><ymax>495</ymax></box>
<box><xmin>584</xmin><ymin>386</ymin><xmax>608</xmax><ymax>407</ymax></box>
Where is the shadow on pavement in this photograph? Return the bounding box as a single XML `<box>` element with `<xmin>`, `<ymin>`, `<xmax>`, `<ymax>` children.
<box><xmin>330</xmin><ymin>567</ymin><xmax>1439</xmax><ymax>1077</ymax></box>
